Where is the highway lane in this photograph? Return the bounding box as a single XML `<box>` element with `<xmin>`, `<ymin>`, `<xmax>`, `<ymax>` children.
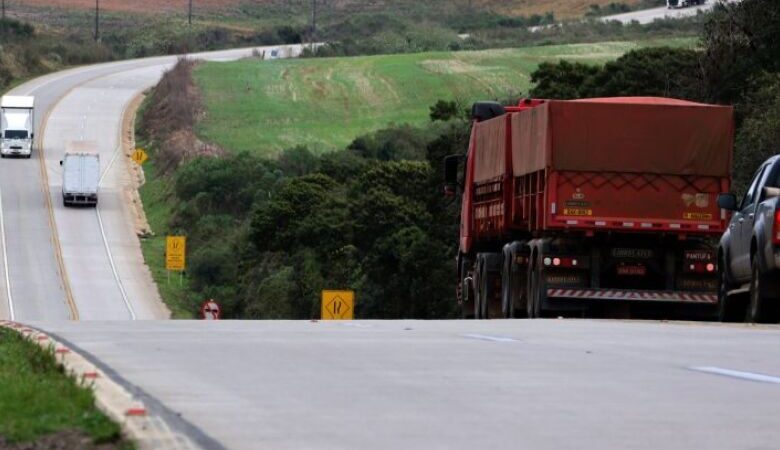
<box><xmin>600</xmin><ymin>0</ymin><xmax>740</xmax><ymax>25</ymax></box>
<box><xmin>0</xmin><ymin>45</ymin><xmax>305</xmax><ymax>321</ymax></box>
<box><xmin>30</xmin><ymin>319</ymin><xmax>780</xmax><ymax>450</ymax></box>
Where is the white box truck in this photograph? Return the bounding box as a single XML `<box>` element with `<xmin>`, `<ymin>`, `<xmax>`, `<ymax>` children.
<box><xmin>1</xmin><ymin>96</ymin><xmax>35</xmax><ymax>158</ymax></box>
<box><xmin>61</xmin><ymin>142</ymin><xmax>100</xmax><ymax>207</ymax></box>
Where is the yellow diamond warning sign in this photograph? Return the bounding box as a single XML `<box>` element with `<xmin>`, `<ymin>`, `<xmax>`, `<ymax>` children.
<box><xmin>131</xmin><ymin>148</ymin><xmax>148</xmax><ymax>165</ymax></box>
<box><xmin>321</xmin><ymin>290</ymin><xmax>354</xmax><ymax>320</ymax></box>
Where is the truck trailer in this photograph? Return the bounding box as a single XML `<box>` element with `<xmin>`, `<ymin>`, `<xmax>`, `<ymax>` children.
<box><xmin>445</xmin><ymin>97</ymin><xmax>733</xmax><ymax>319</ymax></box>
<box><xmin>61</xmin><ymin>142</ymin><xmax>100</xmax><ymax>207</ymax></box>
<box><xmin>0</xmin><ymin>96</ymin><xmax>35</xmax><ymax>158</ymax></box>
<box><xmin>667</xmin><ymin>0</ymin><xmax>705</xmax><ymax>8</ymax></box>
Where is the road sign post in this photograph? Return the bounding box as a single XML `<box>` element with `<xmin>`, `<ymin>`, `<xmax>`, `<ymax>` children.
<box><xmin>321</xmin><ymin>290</ymin><xmax>354</xmax><ymax>320</ymax></box>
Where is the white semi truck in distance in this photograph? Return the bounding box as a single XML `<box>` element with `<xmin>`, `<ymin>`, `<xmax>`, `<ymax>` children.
<box><xmin>61</xmin><ymin>142</ymin><xmax>100</xmax><ymax>207</ymax></box>
<box><xmin>0</xmin><ymin>96</ymin><xmax>35</xmax><ymax>159</ymax></box>
<box><xmin>667</xmin><ymin>0</ymin><xmax>705</xmax><ymax>8</ymax></box>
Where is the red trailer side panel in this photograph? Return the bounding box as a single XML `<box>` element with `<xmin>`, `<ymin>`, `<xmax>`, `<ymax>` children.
<box><xmin>511</xmin><ymin>102</ymin><xmax>550</xmax><ymax>176</ymax></box>
<box><xmin>551</xmin><ymin>98</ymin><xmax>732</xmax><ymax>177</ymax></box>
<box><xmin>473</xmin><ymin>116</ymin><xmax>507</xmax><ymax>182</ymax></box>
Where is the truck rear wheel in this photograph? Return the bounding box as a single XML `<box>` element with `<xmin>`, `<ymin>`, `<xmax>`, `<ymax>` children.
<box><xmin>459</xmin><ymin>256</ymin><xmax>475</xmax><ymax>319</ymax></box>
<box><xmin>746</xmin><ymin>256</ymin><xmax>780</xmax><ymax>323</ymax></box>
<box><xmin>475</xmin><ymin>253</ymin><xmax>501</xmax><ymax>319</ymax></box>
<box><xmin>528</xmin><ymin>253</ymin><xmax>550</xmax><ymax>319</ymax></box>
<box><xmin>502</xmin><ymin>243</ymin><xmax>527</xmax><ymax>318</ymax></box>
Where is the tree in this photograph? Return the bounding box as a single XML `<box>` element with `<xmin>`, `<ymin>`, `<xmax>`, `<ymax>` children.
<box><xmin>701</xmin><ymin>0</ymin><xmax>780</xmax><ymax>103</ymax></box>
<box><xmin>530</xmin><ymin>47</ymin><xmax>704</xmax><ymax>101</ymax></box>
<box><xmin>429</xmin><ymin>100</ymin><xmax>462</xmax><ymax>122</ymax></box>
<box><xmin>586</xmin><ymin>47</ymin><xmax>704</xmax><ymax>100</ymax></box>
<box><xmin>529</xmin><ymin>60</ymin><xmax>601</xmax><ymax>99</ymax></box>
<box><xmin>733</xmin><ymin>74</ymin><xmax>780</xmax><ymax>192</ymax></box>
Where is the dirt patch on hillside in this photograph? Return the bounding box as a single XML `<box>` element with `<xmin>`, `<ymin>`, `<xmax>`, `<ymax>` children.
<box><xmin>0</xmin><ymin>430</ymin><xmax>127</xmax><ymax>450</ymax></box>
<box><xmin>23</xmin><ymin>0</ymin><xmax>641</xmax><ymax>18</ymax></box>
<box><xmin>139</xmin><ymin>58</ymin><xmax>224</xmax><ymax>174</ymax></box>
<box><xmin>23</xmin><ymin>0</ymin><xmax>243</xmax><ymax>13</ymax></box>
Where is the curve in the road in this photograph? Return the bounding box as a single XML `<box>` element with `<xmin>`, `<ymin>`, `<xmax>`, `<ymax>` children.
<box><xmin>0</xmin><ymin>46</ymin><xmax>305</xmax><ymax>322</ymax></box>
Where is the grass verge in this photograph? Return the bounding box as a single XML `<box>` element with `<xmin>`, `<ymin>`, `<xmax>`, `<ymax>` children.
<box><xmin>0</xmin><ymin>327</ymin><xmax>130</xmax><ymax>448</ymax></box>
<box><xmin>138</xmin><ymin>158</ymin><xmax>196</xmax><ymax>319</ymax></box>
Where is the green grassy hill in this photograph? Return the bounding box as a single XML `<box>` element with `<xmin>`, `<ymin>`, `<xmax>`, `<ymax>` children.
<box><xmin>194</xmin><ymin>38</ymin><xmax>695</xmax><ymax>155</ymax></box>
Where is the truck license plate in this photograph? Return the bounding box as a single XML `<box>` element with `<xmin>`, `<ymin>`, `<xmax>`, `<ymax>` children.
<box><xmin>617</xmin><ymin>265</ymin><xmax>646</xmax><ymax>276</ymax></box>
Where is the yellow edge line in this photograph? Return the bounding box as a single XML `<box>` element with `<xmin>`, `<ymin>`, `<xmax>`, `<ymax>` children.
<box><xmin>36</xmin><ymin>97</ymin><xmax>79</xmax><ymax>321</ymax></box>
<box><xmin>33</xmin><ymin>69</ymin><xmax>127</xmax><ymax>321</ymax></box>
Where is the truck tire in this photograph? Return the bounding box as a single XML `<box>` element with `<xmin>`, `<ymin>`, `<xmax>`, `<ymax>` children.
<box><xmin>718</xmin><ymin>255</ymin><xmax>743</xmax><ymax>322</ymax></box>
<box><xmin>527</xmin><ymin>252</ymin><xmax>550</xmax><ymax>319</ymax></box>
<box><xmin>527</xmin><ymin>254</ymin><xmax>543</xmax><ymax>318</ymax></box>
<box><xmin>474</xmin><ymin>258</ymin><xmax>486</xmax><ymax>319</ymax></box>
<box><xmin>471</xmin><ymin>102</ymin><xmax>506</xmax><ymax>122</ymax></box>
<box><xmin>746</xmin><ymin>255</ymin><xmax>780</xmax><ymax>323</ymax></box>
<box><xmin>475</xmin><ymin>253</ymin><xmax>501</xmax><ymax>319</ymax></box>
<box><xmin>459</xmin><ymin>256</ymin><xmax>475</xmax><ymax>319</ymax></box>
<box><xmin>502</xmin><ymin>243</ymin><xmax>527</xmax><ymax>318</ymax></box>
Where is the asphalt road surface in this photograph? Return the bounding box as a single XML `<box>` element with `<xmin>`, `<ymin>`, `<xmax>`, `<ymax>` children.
<box><xmin>31</xmin><ymin>319</ymin><xmax>780</xmax><ymax>450</ymax></box>
<box><xmin>0</xmin><ymin>46</ymin><xmax>305</xmax><ymax>321</ymax></box>
<box><xmin>601</xmin><ymin>0</ymin><xmax>739</xmax><ymax>25</ymax></box>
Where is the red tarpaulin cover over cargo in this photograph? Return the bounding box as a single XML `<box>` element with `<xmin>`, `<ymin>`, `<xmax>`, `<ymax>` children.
<box><xmin>510</xmin><ymin>97</ymin><xmax>733</xmax><ymax>177</ymax></box>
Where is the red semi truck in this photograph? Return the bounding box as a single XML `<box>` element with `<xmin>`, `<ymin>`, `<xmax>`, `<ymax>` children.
<box><xmin>444</xmin><ymin>97</ymin><xmax>734</xmax><ymax>318</ymax></box>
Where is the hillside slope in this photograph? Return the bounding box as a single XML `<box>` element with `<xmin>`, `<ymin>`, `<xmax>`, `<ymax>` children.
<box><xmin>194</xmin><ymin>38</ymin><xmax>694</xmax><ymax>154</ymax></box>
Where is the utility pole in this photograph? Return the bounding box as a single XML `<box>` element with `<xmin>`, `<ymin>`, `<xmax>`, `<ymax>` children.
<box><xmin>94</xmin><ymin>0</ymin><xmax>100</xmax><ymax>42</ymax></box>
<box><xmin>188</xmin><ymin>0</ymin><xmax>193</xmax><ymax>26</ymax></box>
<box><xmin>310</xmin><ymin>0</ymin><xmax>317</xmax><ymax>37</ymax></box>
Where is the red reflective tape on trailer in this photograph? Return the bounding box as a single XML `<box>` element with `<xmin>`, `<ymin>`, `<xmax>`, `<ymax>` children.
<box><xmin>83</xmin><ymin>371</ymin><xmax>99</xmax><ymax>379</ymax></box>
<box><xmin>55</xmin><ymin>347</ymin><xmax>70</xmax><ymax>355</ymax></box>
<box><xmin>546</xmin><ymin>289</ymin><xmax>717</xmax><ymax>304</ymax></box>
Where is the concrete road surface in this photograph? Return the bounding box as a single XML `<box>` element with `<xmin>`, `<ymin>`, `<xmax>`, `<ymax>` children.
<box><xmin>31</xmin><ymin>319</ymin><xmax>780</xmax><ymax>450</ymax></box>
<box><xmin>601</xmin><ymin>0</ymin><xmax>739</xmax><ymax>25</ymax></box>
<box><xmin>0</xmin><ymin>45</ymin><xmax>305</xmax><ymax>321</ymax></box>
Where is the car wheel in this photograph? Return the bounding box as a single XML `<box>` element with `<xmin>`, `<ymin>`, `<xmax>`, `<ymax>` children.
<box><xmin>746</xmin><ymin>255</ymin><xmax>780</xmax><ymax>323</ymax></box>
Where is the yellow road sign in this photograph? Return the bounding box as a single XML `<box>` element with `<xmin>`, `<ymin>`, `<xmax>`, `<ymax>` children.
<box><xmin>131</xmin><ymin>148</ymin><xmax>148</xmax><ymax>165</ymax></box>
<box><xmin>321</xmin><ymin>290</ymin><xmax>354</xmax><ymax>320</ymax></box>
<box><xmin>166</xmin><ymin>236</ymin><xmax>186</xmax><ymax>271</ymax></box>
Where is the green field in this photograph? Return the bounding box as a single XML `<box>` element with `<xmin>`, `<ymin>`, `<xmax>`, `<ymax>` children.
<box><xmin>194</xmin><ymin>38</ymin><xmax>696</xmax><ymax>155</ymax></box>
<box><xmin>0</xmin><ymin>328</ymin><xmax>128</xmax><ymax>447</ymax></box>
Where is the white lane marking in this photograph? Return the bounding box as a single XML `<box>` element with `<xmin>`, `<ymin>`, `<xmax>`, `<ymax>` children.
<box><xmin>340</xmin><ymin>323</ymin><xmax>373</xmax><ymax>328</ymax></box>
<box><xmin>690</xmin><ymin>366</ymin><xmax>780</xmax><ymax>384</ymax></box>
<box><xmin>94</xmin><ymin>98</ymin><xmax>136</xmax><ymax>319</ymax></box>
<box><xmin>462</xmin><ymin>334</ymin><xmax>518</xmax><ymax>343</ymax></box>
<box><xmin>95</xmin><ymin>206</ymin><xmax>136</xmax><ymax>320</ymax></box>
<box><xmin>0</xmin><ymin>187</ymin><xmax>14</xmax><ymax>320</ymax></box>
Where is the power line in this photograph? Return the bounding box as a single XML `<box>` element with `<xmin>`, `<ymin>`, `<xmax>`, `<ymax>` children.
<box><xmin>94</xmin><ymin>0</ymin><xmax>100</xmax><ymax>41</ymax></box>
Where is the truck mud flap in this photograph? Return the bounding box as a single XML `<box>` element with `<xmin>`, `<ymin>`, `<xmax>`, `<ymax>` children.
<box><xmin>546</xmin><ymin>288</ymin><xmax>717</xmax><ymax>304</ymax></box>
